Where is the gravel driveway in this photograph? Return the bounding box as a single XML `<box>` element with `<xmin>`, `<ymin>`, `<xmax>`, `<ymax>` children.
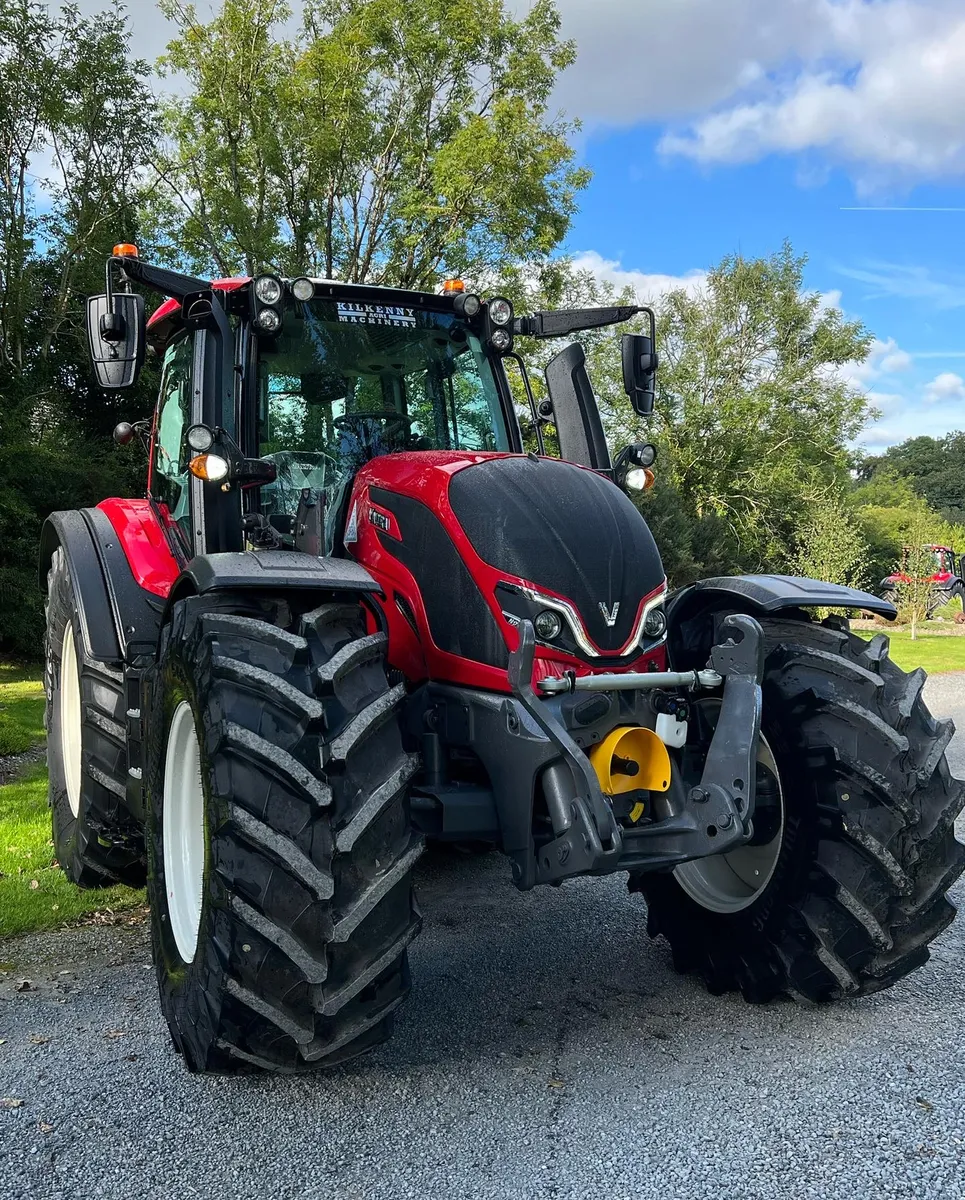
<box><xmin>2</xmin><ymin>675</ymin><xmax>964</xmax><ymax>1200</ymax></box>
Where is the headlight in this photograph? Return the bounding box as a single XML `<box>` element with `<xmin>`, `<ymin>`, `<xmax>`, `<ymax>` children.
<box><xmin>255</xmin><ymin>307</ymin><xmax>282</xmax><ymax>333</ymax></box>
<box><xmin>186</xmin><ymin>423</ymin><xmax>214</xmax><ymax>452</ymax></box>
<box><xmin>643</xmin><ymin>605</ymin><xmax>667</xmax><ymax>639</ymax></box>
<box><xmin>625</xmin><ymin>467</ymin><xmax>649</xmax><ymax>491</ymax></box>
<box><xmin>254</xmin><ymin>275</ymin><xmax>283</xmax><ymax>305</ymax></box>
<box><xmin>490</xmin><ymin>327</ymin><xmax>513</xmax><ymax>353</ymax></box>
<box><xmin>535</xmin><ymin>610</ymin><xmax>562</xmax><ymax>641</ymax></box>
<box><xmin>291</xmin><ymin>276</ymin><xmax>315</xmax><ymax>301</ymax></box>
<box><xmin>488</xmin><ymin>297</ymin><xmax>513</xmax><ymax>326</ymax></box>
<box><xmin>188</xmin><ymin>454</ymin><xmax>229</xmax><ymax>482</ymax></box>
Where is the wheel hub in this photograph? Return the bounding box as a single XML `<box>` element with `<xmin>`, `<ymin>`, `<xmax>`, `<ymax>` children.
<box><xmin>163</xmin><ymin>701</ymin><xmax>207</xmax><ymax>963</ymax></box>
<box><xmin>673</xmin><ymin>721</ymin><xmax>785</xmax><ymax>915</ymax></box>
<box><xmin>59</xmin><ymin>623</ymin><xmax>83</xmax><ymax>819</ymax></box>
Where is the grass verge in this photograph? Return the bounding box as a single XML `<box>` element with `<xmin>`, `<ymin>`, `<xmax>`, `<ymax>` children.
<box><xmin>0</xmin><ymin>663</ymin><xmax>143</xmax><ymax>940</ymax></box>
<box><xmin>0</xmin><ymin>765</ymin><xmax>143</xmax><ymax>939</ymax></box>
<box><xmin>853</xmin><ymin>628</ymin><xmax>965</xmax><ymax>674</ymax></box>
<box><xmin>0</xmin><ymin>663</ymin><xmax>45</xmax><ymax>755</ymax></box>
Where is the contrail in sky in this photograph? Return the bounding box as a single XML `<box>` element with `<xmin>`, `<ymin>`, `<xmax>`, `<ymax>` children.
<box><xmin>839</xmin><ymin>206</ymin><xmax>965</xmax><ymax>212</ymax></box>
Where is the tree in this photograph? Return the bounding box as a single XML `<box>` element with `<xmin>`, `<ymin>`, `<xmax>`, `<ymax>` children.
<box><xmin>862</xmin><ymin>432</ymin><xmax>965</xmax><ymax>524</ymax></box>
<box><xmin>892</xmin><ymin>512</ymin><xmax>942</xmax><ymax>641</ymax></box>
<box><xmin>789</xmin><ymin>492</ymin><xmax>868</xmax><ymax>589</ymax></box>
<box><xmin>0</xmin><ymin>1</ymin><xmax>159</xmax><ymax>652</ymax></box>
<box><xmin>851</xmin><ymin>469</ymin><xmax>964</xmax><ymax>589</ymax></box>
<box><xmin>152</xmin><ymin>0</ymin><xmax>589</xmax><ymax>284</ymax></box>
<box><xmin>527</xmin><ymin>246</ymin><xmax>873</xmax><ymax>581</ymax></box>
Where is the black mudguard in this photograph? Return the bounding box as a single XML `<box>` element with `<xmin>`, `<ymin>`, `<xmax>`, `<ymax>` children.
<box><xmin>165</xmin><ymin>550</ymin><xmax>380</xmax><ymax>618</ymax></box>
<box><xmin>40</xmin><ymin>509</ymin><xmax>164</xmax><ymax>665</ymax></box>
<box><xmin>667</xmin><ymin>573</ymin><xmax>896</xmax><ymax>670</ymax></box>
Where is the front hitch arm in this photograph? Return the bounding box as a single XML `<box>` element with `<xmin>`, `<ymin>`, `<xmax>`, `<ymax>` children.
<box><xmin>508</xmin><ymin>620</ymin><xmax>623</xmax><ymax>883</ymax></box>
<box><xmin>613</xmin><ymin>613</ymin><xmax>765</xmax><ymax>871</ymax></box>
<box><xmin>692</xmin><ymin>612</ymin><xmax>764</xmax><ymax>836</ymax></box>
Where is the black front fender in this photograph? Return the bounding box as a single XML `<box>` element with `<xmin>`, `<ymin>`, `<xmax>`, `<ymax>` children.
<box><xmin>666</xmin><ymin>573</ymin><xmax>896</xmax><ymax>670</ymax></box>
<box><xmin>162</xmin><ymin>551</ymin><xmax>383</xmax><ymax>625</ymax></box>
<box><xmin>40</xmin><ymin>509</ymin><xmax>165</xmax><ymax>665</ymax></box>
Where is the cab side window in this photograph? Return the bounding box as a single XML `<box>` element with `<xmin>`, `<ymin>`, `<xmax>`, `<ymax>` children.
<box><xmin>152</xmin><ymin>334</ymin><xmax>194</xmax><ymax>549</ymax></box>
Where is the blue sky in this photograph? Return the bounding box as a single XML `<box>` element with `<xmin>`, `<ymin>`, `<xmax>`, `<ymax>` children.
<box><xmin>541</xmin><ymin>0</ymin><xmax>965</xmax><ymax>453</ymax></box>
<box><xmin>82</xmin><ymin>0</ymin><xmax>965</xmax><ymax>451</ymax></box>
<box><xmin>566</xmin><ymin>128</ymin><xmax>965</xmax><ymax>451</ymax></box>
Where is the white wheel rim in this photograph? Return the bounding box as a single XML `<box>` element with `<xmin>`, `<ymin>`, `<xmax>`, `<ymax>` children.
<box><xmin>674</xmin><ymin>714</ymin><xmax>785</xmax><ymax>915</ymax></box>
<box><xmin>163</xmin><ymin>701</ymin><xmax>206</xmax><ymax>963</ymax></box>
<box><xmin>59</xmin><ymin>622</ymin><xmax>83</xmax><ymax>819</ymax></box>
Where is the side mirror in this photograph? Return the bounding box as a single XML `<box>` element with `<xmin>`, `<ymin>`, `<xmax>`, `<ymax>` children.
<box><xmin>622</xmin><ymin>325</ymin><xmax>658</xmax><ymax>417</ymax></box>
<box><xmin>86</xmin><ymin>293</ymin><xmax>145</xmax><ymax>390</ymax></box>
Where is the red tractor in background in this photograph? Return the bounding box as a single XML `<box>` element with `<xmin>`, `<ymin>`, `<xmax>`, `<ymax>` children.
<box><xmin>882</xmin><ymin>545</ymin><xmax>965</xmax><ymax>615</ymax></box>
<box><xmin>41</xmin><ymin>246</ymin><xmax>965</xmax><ymax>1074</ymax></box>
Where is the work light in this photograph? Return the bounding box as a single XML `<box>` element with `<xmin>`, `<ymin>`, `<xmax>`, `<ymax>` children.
<box><xmin>488</xmin><ymin>297</ymin><xmax>513</xmax><ymax>326</ymax></box>
<box><xmin>255</xmin><ymin>308</ymin><xmax>282</xmax><ymax>333</ymax></box>
<box><xmin>254</xmin><ymin>275</ymin><xmax>283</xmax><ymax>305</ymax></box>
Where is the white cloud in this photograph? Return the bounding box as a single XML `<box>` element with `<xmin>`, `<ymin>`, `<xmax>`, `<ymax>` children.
<box><xmin>835</xmin><ymin>336</ymin><xmax>913</xmax><ymax>387</ymax></box>
<box><xmin>836</xmin><ymin>262</ymin><xmax>965</xmax><ymax>309</ymax></box>
<box><xmin>570</xmin><ymin>250</ymin><xmax>708</xmax><ymax>303</ymax></box>
<box><xmin>923</xmin><ymin>371</ymin><xmax>965</xmax><ymax>404</ymax></box>
<box><xmin>656</xmin><ymin>1</ymin><xmax>965</xmax><ymax>184</ymax></box>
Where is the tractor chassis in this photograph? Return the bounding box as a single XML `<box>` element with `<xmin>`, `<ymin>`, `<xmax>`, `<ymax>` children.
<box><xmin>409</xmin><ymin>614</ymin><xmax>766</xmax><ymax>890</ymax></box>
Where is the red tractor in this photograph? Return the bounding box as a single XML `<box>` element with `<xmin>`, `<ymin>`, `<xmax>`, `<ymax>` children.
<box><xmin>41</xmin><ymin>247</ymin><xmax>965</xmax><ymax>1073</ymax></box>
<box><xmin>882</xmin><ymin>545</ymin><xmax>965</xmax><ymax>614</ymax></box>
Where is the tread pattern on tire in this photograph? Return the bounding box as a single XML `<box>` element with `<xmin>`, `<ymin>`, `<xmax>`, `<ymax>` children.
<box><xmin>148</xmin><ymin>595</ymin><xmax>423</xmax><ymax>1073</ymax></box>
<box><xmin>44</xmin><ymin>546</ymin><xmax>144</xmax><ymax>888</ymax></box>
<box><xmin>635</xmin><ymin>615</ymin><xmax>965</xmax><ymax>1003</ymax></box>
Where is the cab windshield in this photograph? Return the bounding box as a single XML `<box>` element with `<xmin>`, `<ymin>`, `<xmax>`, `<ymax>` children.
<box><xmin>254</xmin><ymin>297</ymin><xmax>509</xmax><ymax>549</ymax></box>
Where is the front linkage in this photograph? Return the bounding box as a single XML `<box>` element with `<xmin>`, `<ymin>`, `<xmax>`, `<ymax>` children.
<box><xmin>488</xmin><ymin>613</ymin><xmax>767</xmax><ymax>889</ymax></box>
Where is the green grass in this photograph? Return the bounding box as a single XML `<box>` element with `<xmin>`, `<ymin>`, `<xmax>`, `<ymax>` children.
<box><xmin>854</xmin><ymin>627</ymin><xmax>965</xmax><ymax>674</ymax></box>
<box><xmin>0</xmin><ymin>663</ymin><xmax>45</xmax><ymax>755</ymax></box>
<box><xmin>0</xmin><ymin>764</ymin><xmax>143</xmax><ymax>939</ymax></box>
<box><xmin>0</xmin><ymin>663</ymin><xmax>143</xmax><ymax>940</ymax></box>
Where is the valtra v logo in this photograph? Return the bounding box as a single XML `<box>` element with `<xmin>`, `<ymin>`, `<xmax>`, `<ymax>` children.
<box><xmin>599</xmin><ymin>601</ymin><xmax>620</xmax><ymax>627</ymax></box>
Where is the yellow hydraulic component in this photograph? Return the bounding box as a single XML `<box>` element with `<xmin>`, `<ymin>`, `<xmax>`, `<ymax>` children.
<box><xmin>589</xmin><ymin>725</ymin><xmax>671</xmax><ymax>797</ymax></box>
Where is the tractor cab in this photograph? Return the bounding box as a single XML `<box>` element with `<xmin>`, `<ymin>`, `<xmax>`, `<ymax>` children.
<box><xmin>97</xmin><ymin>250</ymin><xmax>659</xmax><ymax>566</ymax></box>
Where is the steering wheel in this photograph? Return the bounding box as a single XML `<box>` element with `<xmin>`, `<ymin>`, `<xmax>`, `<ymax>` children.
<box><xmin>334</xmin><ymin>411</ymin><xmax>414</xmax><ymax>433</ymax></box>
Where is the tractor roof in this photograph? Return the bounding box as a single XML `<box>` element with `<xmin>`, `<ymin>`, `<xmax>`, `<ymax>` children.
<box><xmin>146</xmin><ymin>275</ymin><xmax>460</xmax><ymax>349</ymax></box>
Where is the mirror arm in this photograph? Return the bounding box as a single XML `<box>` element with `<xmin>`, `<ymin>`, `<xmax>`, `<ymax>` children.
<box><xmin>514</xmin><ymin>305</ymin><xmax>653</xmax><ymax>340</ymax></box>
<box><xmin>504</xmin><ymin>351</ymin><xmax>545</xmax><ymax>456</ymax></box>
<box><xmin>110</xmin><ymin>256</ymin><xmax>211</xmax><ymax>302</ymax></box>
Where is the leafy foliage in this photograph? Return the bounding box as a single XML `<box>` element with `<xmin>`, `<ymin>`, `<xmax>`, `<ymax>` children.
<box><xmin>153</xmin><ymin>0</ymin><xmax>588</xmax><ymax>285</ymax></box>
<box><xmin>0</xmin><ymin>1</ymin><xmax>158</xmax><ymax>652</ymax></box>
<box><xmin>891</xmin><ymin>512</ymin><xmax>943</xmax><ymax>640</ymax></box>
<box><xmin>862</xmin><ymin>432</ymin><xmax>965</xmax><ymax>525</ymax></box>
<box><xmin>851</xmin><ymin>469</ymin><xmax>962</xmax><ymax>589</ymax></box>
<box><xmin>521</xmin><ymin>245</ymin><xmax>874</xmax><ymax>586</ymax></box>
<box><xmin>789</xmin><ymin>493</ymin><xmax>868</xmax><ymax>590</ymax></box>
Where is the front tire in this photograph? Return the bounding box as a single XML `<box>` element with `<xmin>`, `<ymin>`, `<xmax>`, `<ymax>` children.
<box><xmin>635</xmin><ymin>616</ymin><xmax>965</xmax><ymax>1002</ymax></box>
<box><xmin>146</xmin><ymin>595</ymin><xmax>423</xmax><ymax>1073</ymax></box>
<box><xmin>44</xmin><ymin>546</ymin><xmax>144</xmax><ymax>887</ymax></box>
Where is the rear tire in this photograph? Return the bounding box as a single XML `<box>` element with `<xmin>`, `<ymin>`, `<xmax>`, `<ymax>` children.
<box><xmin>635</xmin><ymin>616</ymin><xmax>965</xmax><ymax>1002</ymax></box>
<box><xmin>146</xmin><ymin>595</ymin><xmax>423</xmax><ymax>1073</ymax></box>
<box><xmin>44</xmin><ymin>546</ymin><xmax>144</xmax><ymax>888</ymax></box>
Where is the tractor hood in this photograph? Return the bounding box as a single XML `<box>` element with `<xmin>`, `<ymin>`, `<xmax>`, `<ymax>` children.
<box><xmin>447</xmin><ymin>456</ymin><xmax>665</xmax><ymax>654</ymax></box>
<box><xmin>347</xmin><ymin>452</ymin><xmax>667</xmax><ymax>686</ymax></box>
